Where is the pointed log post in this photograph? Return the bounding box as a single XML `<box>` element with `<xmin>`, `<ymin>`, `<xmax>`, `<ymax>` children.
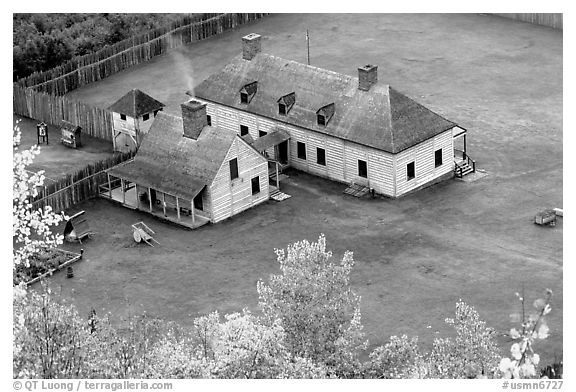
<box><xmin>148</xmin><ymin>188</ymin><xmax>153</xmax><ymax>212</ymax></box>
<box><xmin>176</xmin><ymin>197</ymin><xmax>181</xmax><ymax>220</ymax></box>
<box><xmin>121</xmin><ymin>179</ymin><xmax>126</xmax><ymax>205</ymax></box>
<box><xmin>107</xmin><ymin>173</ymin><xmax>112</xmax><ymax>199</ymax></box>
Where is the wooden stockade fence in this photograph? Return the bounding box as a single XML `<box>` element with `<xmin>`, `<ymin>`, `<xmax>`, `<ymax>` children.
<box><xmin>13</xmin><ymin>85</ymin><xmax>114</xmax><ymax>141</ymax></box>
<box><xmin>16</xmin><ymin>13</ymin><xmax>269</xmax><ymax>95</ymax></box>
<box><xmin>491</xmin><ymin>13</ymin><xmax>563</xmax><ymax>30</ymax></box>
<box><xmin>31</xmin><ymin>151</ymin><xmax>135</xmax><ymax>213</ymax></box>
<box><xmin>13</xmin><ymin>13</ymin><xmax>269</xmax><ymax>142</ymax></box>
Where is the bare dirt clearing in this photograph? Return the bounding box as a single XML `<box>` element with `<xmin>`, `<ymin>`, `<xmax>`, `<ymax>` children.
<box><xmin>32</xmin><ymin>13</ymin><xmax>561</xmax><ymax>364</ymax></box>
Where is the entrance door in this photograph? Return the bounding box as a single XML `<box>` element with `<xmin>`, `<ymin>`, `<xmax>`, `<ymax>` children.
<box><xmin>278</xmin><ymin>140</ymin><xmax>288</xmax><ymax>164</ymax></box>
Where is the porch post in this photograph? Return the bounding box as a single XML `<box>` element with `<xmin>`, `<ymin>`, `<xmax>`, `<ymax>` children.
<box><xmin>162</xmin><ymin>192</ymin><xmax>166</xmax><ymax>217</ymax></box>
<box><xmin>121</xmin><ymin>179</ymin><xmax>126</xmax><ymax>204</ymax></box>
<box><xmin>191</xmin><ymin>200</ymin><xmax>196</xmax><ymax>224</ymax></box>
<box><xmin>276</xmin><ymin>162</ymin><xmax>279</xmax><ymax>190</ymax></box>
<box><xmin>463</xmin><ymin>135</ymin><xmax>467</xmax><ymax>159</ymax></box>
<box><xmin>107</xmin><ymin>173</ymin><xmax>112</xmax><ymax>198</ymax></box>
<box><xmin>148</xmin><ymin>188</ymin><xmax>153</xmax><ymax>212</ymax></box>
<box><xmin>176</xmin><ymin>197</ymin><xmax>181</xmax><ymax>220</ymax></box>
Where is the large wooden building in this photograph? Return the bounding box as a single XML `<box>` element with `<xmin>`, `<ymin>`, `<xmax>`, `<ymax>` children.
<box><xmin>102</xmin><ymin>100</ymin><xmax>270</xmax><ymax>228</ymax></box>
<box><xmin>192</xmin><ymin>33</ymin><xmax>474</xmax><ymax>198</ymax></box>
<box><xmin>108</xmin><ymin>89</ymin><xmax>165</xmax><ymax>153</ymax></box>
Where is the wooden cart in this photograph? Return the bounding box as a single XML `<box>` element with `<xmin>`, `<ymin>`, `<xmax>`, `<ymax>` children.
<box><xmin>534</xmin><ymin>209</ymin><xmax>557</xmax><ymax>226</ymax></box>
<box><xmin>131</xmin><ymin>222</ymin><xmax>160</xmax><ymax>247</ymax></box>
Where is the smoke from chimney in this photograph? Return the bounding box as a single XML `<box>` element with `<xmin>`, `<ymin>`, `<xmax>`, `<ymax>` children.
<box><xmin>173</xmin><ymin>50</ymin><xmax>196</xmax><ymax>97</ymax></box>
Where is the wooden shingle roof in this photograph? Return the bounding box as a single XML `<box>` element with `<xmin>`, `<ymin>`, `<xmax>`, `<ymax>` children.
<box><xmin>194</xmin><ymin>54</ymin><xmax>456</xmax><ymax>153</ymax></box>
<box><xmin>108</xmin><ymin>112</ymin><xmax>236</xmax><ymax>200</ymax></box>
<box><xmin>108</xmin><ymin>89</ymin><xmax>165</xmax><ymax>118</ymax></box>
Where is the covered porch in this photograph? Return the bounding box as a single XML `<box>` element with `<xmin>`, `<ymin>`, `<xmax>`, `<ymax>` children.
<box><xmin>452</xmin><ymin>127</ymin><xmax>476</xmax><ymax>177</ymax></box>
<box><xmin>100</xmin><ymin>172</ymin><xmax>210</xmax><ymax>230</ymax></box>
<box><xmin>251</xmin><ymin>128</ymin><xmax>291</xmax><ymax>191</ymax></box>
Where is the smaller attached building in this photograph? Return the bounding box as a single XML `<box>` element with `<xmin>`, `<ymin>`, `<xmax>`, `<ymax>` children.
<box><xmin>103</xmin><ymin>100</ymin><xmax>270</xmax><ymax>228</ymax></box>
<box><xmin>108</xmin><ymin>89</ymin><xmax>165</xmax><ymax>153</ymax></box>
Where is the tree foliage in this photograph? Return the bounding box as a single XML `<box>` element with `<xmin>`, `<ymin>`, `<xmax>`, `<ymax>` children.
<box><xmin>13</xmin><ymin>13</ymin><xmax>186</xmax><ymax>80</ymax></box>
<box><xmin>257</xmin><ymin>234</ymin><xmax>367</xmax><ymax>376</ymax></box>
<box><xmin>13</xmin><ymin>120</ymin><xmax>65</xmax><ymax>278</ymax></box>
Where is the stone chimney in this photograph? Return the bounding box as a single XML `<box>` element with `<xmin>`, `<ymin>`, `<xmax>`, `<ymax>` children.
<box><xmin>358</xmin><ymin>64</ymin><xmax>378</xmax><ymax>91</ymax></box>
<box><xmin>242</xmin><ymin>33</ymin><xmax>261</xmax><ymax>61</ymax></box>
<box><xmin>181</xmin><ymin>100</ymin><xmax>207</xmax><ymax>140</ymax></box>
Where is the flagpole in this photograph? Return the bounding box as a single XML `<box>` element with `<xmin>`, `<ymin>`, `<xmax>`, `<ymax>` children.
<box><xmin>306</xmin><ymin>29</ymin><xmax>310</xmax><ymax>65</ymax></box>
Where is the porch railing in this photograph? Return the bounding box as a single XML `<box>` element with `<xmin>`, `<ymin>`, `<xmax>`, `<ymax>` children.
<box><xmin>454</xmin><ymin>150</ymin><xmax>476</xmax><ymax>178</ymax></box>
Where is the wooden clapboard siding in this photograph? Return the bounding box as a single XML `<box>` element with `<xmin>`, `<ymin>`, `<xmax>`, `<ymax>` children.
<box><xmin>395</xmin><ymin>129</ymin><xmax>454</xmax><ymax>196</ymax></box>
<box><xmin>209</xmin><ymin>136</ymin><xmax>269</xmax><ymax>223</ymax></box>
<box><xmin>202</xmin><ymin>100</ymin><xmax>398</xmax><ymax>196</ymax></box>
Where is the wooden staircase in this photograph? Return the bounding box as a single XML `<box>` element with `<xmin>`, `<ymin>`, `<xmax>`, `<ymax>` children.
<box><xmin>454</xmin><ymin>160</ymin><xmax>474</xmax><ymax>178</ymax></box>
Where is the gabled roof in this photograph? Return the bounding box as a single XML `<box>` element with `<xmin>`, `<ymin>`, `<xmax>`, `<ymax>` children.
<box><xmin>108</xmin><ymin>112</ymin><xmax>236</xmax><ymax>200</ymax></box>
<box><xmin>194</xmin><ymin>53</ymin><xmax>456</xmax><ymax>153</ymax></box>
<box><xmin>108</xmin><ymin>89</ymin><xmax>165</xmax><ymax>118</ymax></box>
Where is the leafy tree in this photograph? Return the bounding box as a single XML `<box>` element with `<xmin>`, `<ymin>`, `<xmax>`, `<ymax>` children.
<box><xmin>257</xmin><ymin>234</ymin><xmax>367</xmax><ymax>376</ymax></box>
<box><xmin>425</xmin><ymin>300</ymin><xmax>501</xmax><ymax>378</ymax></box>
<box><xmin>363</xmin><ymin>335</ymin><xmax>425</xmax><ymax>378</ymax></box>
<box><xmin>13</xmin><ymin>120</ymin><xmax>65</xmax><ymax>277</ymax></box>
<box><xmin>13</xmin><ymin>283</ymin><xmax>90</xmax><ymax>378</ymax></box>
<box><xmin>499</xmin><ymin>290</ymin><xmax>553</xmax><ymax>378</ymax></box>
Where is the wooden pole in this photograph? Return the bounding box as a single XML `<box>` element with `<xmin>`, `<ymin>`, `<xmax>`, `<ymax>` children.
<box><xmin>121</xmin><ymin>179</ymin><xmax>126</xmax><ymax>205</ymax></box>
<box><xmin>162</xmin><ymin>192</ymin><xmax>166</xmax><ymax>217</ymax></box>
<box><xmin>191</xmin><ymin>200</ymin><xmax>196</xmax><ymax>224</ymax></box>
<box><xmin>276</xmin><ymin>162</ymin><xmax>279</xmax><ymax>190</ymax></box>
<box><xmin>148</xmin><ymin>188</ymin><xmax>152</xmax><ymax>212</ymax></box>
<box><xmin>176</xmin><ymin>197</ymin><xmax>181</xmax><ymax>220</ymax></box>
<box><xmin>306</xmin><ymin>29</ymin><xmax>310</xmax><ymax>65</ymax></box>
<box><xmin>107</xmin><ymin>173</ymin><xmax>112</xmax><ymax>199</ymax></box>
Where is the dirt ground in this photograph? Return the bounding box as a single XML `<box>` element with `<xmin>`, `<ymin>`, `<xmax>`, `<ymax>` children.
<box><xmin>36</xmin><ymin>14</ymin><xmax>562</xmax><ymax>365</ymax></box>
<box><xmin>14</xmin><ymin>115</ymin><xmax>113</xmax><ymax>181</ymax></box>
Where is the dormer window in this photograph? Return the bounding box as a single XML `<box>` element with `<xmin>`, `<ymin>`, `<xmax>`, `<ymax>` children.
<box><xmin>277</xmin><ymin>92</ymin><xmax>296</xmax><ymax>116</ymax></box>
<box><xmin>239</xmin><ymin>81</ymin><xmax>258</xmax><ymax>104</ymax></box>
<box><xmin>316</xmin><ymin>103</ymin><xmax>335</xmax><ymax>126</ymax></box>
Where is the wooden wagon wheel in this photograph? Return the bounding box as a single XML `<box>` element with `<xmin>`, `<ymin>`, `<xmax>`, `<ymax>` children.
<box><xmin>133</xmin><ymin>230</ymin><xmax>142</xmax><ymax>243</ymax></box>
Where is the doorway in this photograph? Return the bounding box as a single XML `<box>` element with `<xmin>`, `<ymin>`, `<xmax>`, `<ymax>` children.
<box><xmin>277</xmin><ymin>140</ymin><xmax>288</xmax><ymax>164</ymax></box>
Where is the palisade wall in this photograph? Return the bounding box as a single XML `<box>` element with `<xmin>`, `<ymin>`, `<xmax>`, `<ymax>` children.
<box><xmin>13</xmin><ymin>13</ymin><xmax>270</xmax><ymax>142</ymax></box>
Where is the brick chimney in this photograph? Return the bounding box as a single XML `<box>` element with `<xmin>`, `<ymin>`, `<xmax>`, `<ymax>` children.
<box><xmin>358</xmin><ymin>64</ymin><xmax>378</xmax><ymax>91</ymax></box>
<box><xmin>242</xmin><ymin>33</ymin><xmax>261</xmax><ymax>61</ymax></box>
<box><xmin>181</xmin><ymin>100</ymin><xmax>207</xmax><ymax>140</ymax></box>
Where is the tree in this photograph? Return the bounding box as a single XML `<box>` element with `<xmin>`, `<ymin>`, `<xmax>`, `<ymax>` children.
<box><xmin>257</xmin><ymin>234</ymin><xmax>367</xmax><ymax>376</ymax></box>
<box><xmin>499</xmin><ymin>289</ymin><xmax>553</xmax><ymax>378</ymax></box>
<box><xmin>13</xmin><ymin>120</ymin><xmax>65</xmax><ymax>277</ymax></box>
<box><xmin>363</xmin><ymin>335</ymin><xmax>425</xmax><ymax>379</ymax></box>
<box><xmin>425</xmin><ymin>300</ymin><xmax>501</xmax><ymax>378</ymax></box>
<box><xmin>13</xmin><ymin>283</ymin><xmax>90</xmax><ymax>378</ymax></box>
